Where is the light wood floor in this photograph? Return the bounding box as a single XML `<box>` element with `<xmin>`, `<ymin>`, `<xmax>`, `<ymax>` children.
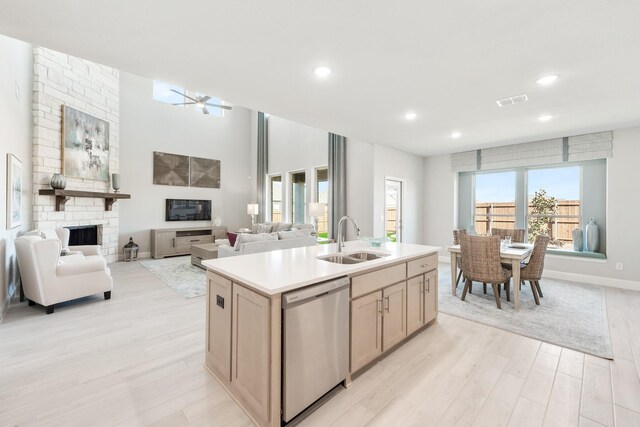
<box><xmin>1</xmin><ymin>262</ymin><xmax>639</xmax><ymax>427</ymax></box>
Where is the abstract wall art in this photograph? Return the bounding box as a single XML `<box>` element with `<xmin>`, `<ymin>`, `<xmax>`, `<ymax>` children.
<box><xmin>190</xmin><ymin>156</ymin><xmax>221</xmax><ymax>188</ymax></box>
<box><xmin>153</xmin><ymin>151</ymin><xmax>190</xmax><ymax>186</ymax></box>
<box><xmin>62</xmin><ymin>105</ymin><xmax>110</xmax><ymax>181</ymax></box>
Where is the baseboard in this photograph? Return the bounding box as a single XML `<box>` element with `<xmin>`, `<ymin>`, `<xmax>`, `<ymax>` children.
<box><xmin>542</xmin><ymin>269</ymin><xmax>640</xmax><ymax>291</ymax></box>
<box><xmin>115</xmin><ymin>251</ymin><xmax>151</xmax><ymax>262</ymax></box>
<box><xmin>438</xmin><ymin>254</ymin><xmax>640</xmax><ymax>291</ymax></box>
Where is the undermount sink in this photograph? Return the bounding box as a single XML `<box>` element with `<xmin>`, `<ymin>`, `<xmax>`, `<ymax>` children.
<box><xmin>346</xmin><ymin>251</ymin><xmax>390</xmax><ymax>261</ymax></box>
<box><xmin>317</xmin><ymin>255</ymin><xmax>364</xmax><ymax>264</ymax></box>
<box><xmin>317</xmin><ymin>251</ymin><xmax>390</xmax><ymax>264</ymax></box>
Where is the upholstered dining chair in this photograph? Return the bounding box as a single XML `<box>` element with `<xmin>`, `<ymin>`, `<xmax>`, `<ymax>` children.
<box><xmin>491</xmin><ymin>228</ymin><xmax>525</xmax><ymax>243</ymax></box>
<box><xmin>518</xmin><ymin>235</ymin><xmax>550</xmax><ymax>305</ymax></box>
<box><xmin>452</xmin><ymin>229</ymin><xmax>467</xmax><ymax>287</ymax></box>
<box><xmin>459</xmin><ymin>235</ymin><xmax>512</xmax><ymax>309</ymax></box>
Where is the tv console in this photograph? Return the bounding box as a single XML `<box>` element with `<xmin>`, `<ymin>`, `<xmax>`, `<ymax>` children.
<box><xmin>151</xmin><ymin>226</ymin><xmax>228</xmax><ymax>259</ymax></box>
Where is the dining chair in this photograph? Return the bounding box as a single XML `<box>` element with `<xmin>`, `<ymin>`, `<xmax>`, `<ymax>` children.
<box><xmin>491</xmin><ymin>228</ymin><xmax>525</xmax><ymax>243</ymax></box>
<box><xmin>452</xmin><ymin>229</ymin><xmax>467</xmax><ymax>287</ymax></box>
<box><xmin>518</xmin><ymin>235</ymin><xmax>550</xmax><ymax>305</ymax></box>
<box><xmin>459</xmin><ymin>235</ymin><xmax>512</xmax><ymax>309</ymax></box>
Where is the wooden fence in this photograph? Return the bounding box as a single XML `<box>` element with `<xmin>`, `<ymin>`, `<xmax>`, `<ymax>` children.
<box><xmin>475</xmin><ymin>201</ymin><xmax>580</xmax><ymax>245</ymax></box>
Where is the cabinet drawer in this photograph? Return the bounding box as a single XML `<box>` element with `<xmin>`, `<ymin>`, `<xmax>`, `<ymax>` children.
<box><xmin>352</xmin><ymin>263</ymin><xmax>406</xmax><ymax>298</ymax></box>
<box><xmin>407</xmin><ymin>254</ymin><xmax>437</xmax><ymax>278</ymax></box>
<box><xmin>176</xmin><ymin>235</ymin><xmax>214</xmax><ymax>246</ymax></box>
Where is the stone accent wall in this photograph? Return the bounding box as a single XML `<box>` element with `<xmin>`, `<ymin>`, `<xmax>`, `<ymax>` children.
<box><xmin>32</xmin><ymin>47</ymin><xmax>120</xmax><ymax>261</ymax></box>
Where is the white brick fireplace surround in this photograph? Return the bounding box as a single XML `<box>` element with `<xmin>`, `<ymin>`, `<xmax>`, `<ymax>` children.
<box><xmin>32</xmin><ymin>47</ymin><xmax>120</xmax><ymax>262</ymax></box>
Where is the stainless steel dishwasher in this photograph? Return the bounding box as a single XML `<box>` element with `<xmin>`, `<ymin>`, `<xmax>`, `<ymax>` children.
<box><xmin>282</xmin><ymin>276</ymin><xmax>350</xmax><ymax>422</ymax></box>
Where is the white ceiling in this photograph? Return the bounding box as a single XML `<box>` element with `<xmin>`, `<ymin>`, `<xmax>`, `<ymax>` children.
<box><xmin>1</xmin><ymin>0</ymin><xmax>639</xmax><ymax>156</ymax></box>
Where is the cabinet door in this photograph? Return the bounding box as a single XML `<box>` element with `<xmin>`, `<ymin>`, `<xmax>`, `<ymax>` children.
<box><xmin>232</xmin><ymin>284</ymin><xmax>271</xmax><ymax>425</ymax></box>
<box><xmin>382</xmin><ymin>281</ymin><xmax>407</xmax><ymax>351</ymax></box>
<box><xmin>424</xmin><ymin>270</ymin><xmax>438</xmax><ymax>324</ymax></box>
<box><xmin>155</xmin><ymin>231</ymin><xmax>176</xmax><ymax>257</ymax></box>
<box><xmin>406</xmin><ymin>276</ymin><xmax>424</xmax><ymax>335</ymax></box>
<box><xmin>206</xmin><ymin>272</ymin><xmax>231</xmax><ymax>381</ymax></box>
<box><xmin>351</xmin><ymin>291</ymin><xmax>383</xmax><ymax>373</ymax></box>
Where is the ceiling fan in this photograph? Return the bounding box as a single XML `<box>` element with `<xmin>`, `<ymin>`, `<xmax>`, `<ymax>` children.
<box><xmin>170</xmin><ymin>89</ymin><xmax>232</xmax><ymax>114</ymax></box>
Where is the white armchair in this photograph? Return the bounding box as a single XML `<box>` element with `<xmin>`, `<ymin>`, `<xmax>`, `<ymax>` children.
<box><xmin>15</xmin><ymin>235</ymin><xmax>113</xmax><ymax>314</ymax></box>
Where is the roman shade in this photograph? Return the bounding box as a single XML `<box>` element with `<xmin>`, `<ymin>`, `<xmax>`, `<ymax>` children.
<box><xmin>451</xmin><ymin>131</ymin><xmax>612</xmax><ymax>172</ymax></box>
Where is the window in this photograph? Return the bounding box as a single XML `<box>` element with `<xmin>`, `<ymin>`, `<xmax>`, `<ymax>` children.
<box><xmin>290</xmin><ymin>171</ymin><xmax>306</xmax><ymax>223</ymax></box>
<box><xmin>527</xmin><ymin>166</ymin><xmax>580</xmax><ymax>249</ymax></box>
<box><xmin>316</xmin><ymin>168</ymin><xmax>328</xmax><ymax>237</ymax></box>
<box><xmin>153</xmin><ymin>81</ymin><xmax>225</xmax><ymax>117</ymax></box>
<box><xmin>459</xmin><ymin>160</ymin><xmax>606</xmax><ymax>256</ymax></box>
<box><xmin>269</xmin><ymin>175</ymin><xmax>282</xmax><ymax>222</ymax></box>
<box><xmin>474</xmin><ymin>171</ymin><xmax>516</xmax><ymax>235</ymax></box>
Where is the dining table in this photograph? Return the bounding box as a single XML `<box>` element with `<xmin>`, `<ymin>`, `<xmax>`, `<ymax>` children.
<box><xmin>447</xmin><ymin>243</ymin><xmax>533</xmax><ymax>310</ymax></box>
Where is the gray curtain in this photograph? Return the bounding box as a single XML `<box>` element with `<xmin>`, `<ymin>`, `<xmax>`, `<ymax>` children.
<box><xmin>256</xmin><ymin>112</ymin><xmax>268</xmax><ymax>223</ymax></box>
<box><xmin>328</xmin><ymin>133</ymin><xmax>346</xmax><ymax>239</ymax></box>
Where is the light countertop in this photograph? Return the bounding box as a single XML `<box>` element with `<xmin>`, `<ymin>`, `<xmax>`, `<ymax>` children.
<box><xmin>202</xmin><ymin>240</ymin><xmax>441</xmax><ymax>295</ymax></box>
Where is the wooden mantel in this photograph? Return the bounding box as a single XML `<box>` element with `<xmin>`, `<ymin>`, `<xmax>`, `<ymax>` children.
<box><xmin>38</xmin><ymin>189</ymin><xmax>131</xmax><ymax>211</ymax></box>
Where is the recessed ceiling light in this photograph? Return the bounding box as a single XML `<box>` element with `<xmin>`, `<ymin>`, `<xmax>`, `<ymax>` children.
<box><xmin>404</xmin><ymin>112</ymin><xmax>417</xmax><ymax>120</ymax></box>
<box><xmin>450</xmin><ymin>131</ymin><xmax>462</xmax><ymax>138</ymax></box>
<box><xmin>313</xmin><ymin>66</ymin><xmax>332</xmax><ymax>78</ymax></box>
<box><xmin>538</xmin><ymin>114</ymin><xmax>554</xmax><ymax>122</ymax></box>
<box><xmin>536</xmin><ymin>75</ymin><xmax>559</xmax><ymax>85</ymax></box>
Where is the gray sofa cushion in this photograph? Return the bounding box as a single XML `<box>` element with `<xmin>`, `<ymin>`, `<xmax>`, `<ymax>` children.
<box><xmin>233</xmin><ymin>232</ymin><xmax>278</xmax><ymax>251</ymax></box>
<box><xmin>278</xmin><ymin>230</ymin><xmax>312</xmax><ymax>240</ymax></box>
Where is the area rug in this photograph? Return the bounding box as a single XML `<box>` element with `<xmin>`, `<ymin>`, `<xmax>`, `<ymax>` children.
<box><xmin>438</xmin><ymin>266</ymin><xmax>613</xmax><ymax>359</ymax></box>
<box><xmin>140</xmin><ymin>256</ymin><xmax>206</xmax><ymax>298</ymax></box>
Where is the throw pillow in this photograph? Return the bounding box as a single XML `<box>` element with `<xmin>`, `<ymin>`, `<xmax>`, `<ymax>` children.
<box><xmin>273</xmin><ymin>222</ymin><xmax>292</xmax><ymax>232</ymax></box>
<box><xmin>251</xmin><ymin>223</ymin><xmax>273</xmax><ymax>234</ymax></box>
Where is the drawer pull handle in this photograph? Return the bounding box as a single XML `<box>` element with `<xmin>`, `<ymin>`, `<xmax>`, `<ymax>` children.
<box><xmin>384</xmin><ymin>296</ymin><xmax>390</xmax><ymax>312</ymax></box>
<box><xmin>190</xmin><ymin>239</ymin><xmax>199</xmax><ymax>242</ymax></box>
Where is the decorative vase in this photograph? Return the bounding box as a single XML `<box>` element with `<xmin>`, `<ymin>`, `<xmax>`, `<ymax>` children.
<box><xmin>111</xmin><ymin>173</ymin><xmax>120</xmax><ymax>193</ymax></box>
<box><xmin>50</xmin><ymin>173</ymin><xmax>66</xmax><ymax>190</ymax></box>
<box><xmin>214</xmin><ymin>216</ymin><xmax>222</xmax><ymax>227</ymax></box>
<box><xmin>585</xmin><ymin>217</ymin><xmax>599</xmax><ymax>252</ymax></box>
<box><xmin>572</xmin><ymin>228</ymin><xmax>583</xmax><ymax>252</ymax></box>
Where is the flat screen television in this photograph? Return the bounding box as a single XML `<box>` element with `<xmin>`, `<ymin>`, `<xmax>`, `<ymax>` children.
<box><xmin>165</xmin><ymin>199</ymin><xmax>212</xmax><ymax>221</ymax></box>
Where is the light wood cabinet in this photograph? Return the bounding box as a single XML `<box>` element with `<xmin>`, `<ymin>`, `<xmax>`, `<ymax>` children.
<box><xmin>382</xmin><ymin>281</ymin><xmax>407</xmax><ymax>351</ymax></box>
<box><xmin>351</xmin><ymin>291</ymin><xmax>383</xmax><ymax>373</ymax></box>
<box><xmin>232</xmin><ymin>284</ymin><xmax>271</xmax><ymax>426</ymax></box>
<box><xmin>406</xmin><ymin>276</ymin><xmax>424</xmax><ymax>335</ymax></box>
<box><xmin>407</xmin><ymin>253</ymin><xmax>438</xmax><ymax>278</ymax></box>
<box><xmin>424</xmin><ymin>270</ymin><xmax>438</xmax><ymax>324</ymax></box>
<box><xmin>206</xmin><ymin>272</ymin><xmax>231</xmax><ymax>381</ymax></box>
<box><xmin>351</xmin><ymin>263</ymin><xmax>406</xmax><ymax>298</ymax></box>
<box><xmin>151</xmin><ymin>226</ymin><xmax>227</xmax><ymax>259</ymax></box>
<box><xmin>153</xmin><ymin>230</ymin><xmax>177</xmax><ymax>257</ymax></box>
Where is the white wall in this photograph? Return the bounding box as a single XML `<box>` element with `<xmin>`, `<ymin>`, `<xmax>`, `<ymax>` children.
<box><xmin>346</xmin><ymin>139</ymin><xmax>374</xmax><ymax>239</ymax></box>
<box><xmin>422</xmin><ymin>126</ymin><xmax>640</xmax><ymax>287</ymax></box>
<box><xmin>422</xmin><ymin>154</ymin><xmax>456</xmax><ymax>252</ymax></box>
<box><xmin>267</xmin><ymin>115</ymin><xmax>328</xmax><ymax>223</ymax></box>
<box><xmin>0</xmin><ymin>34</ymin><xmax>33</xmax><ymax>319</ymax></box>
<box><xmin>372</xmin><ymin>144</ymin><xmax>424</xmax><ymax>244</ymax></box>
<box><xmin>118</xmin><ymin>72</ymin><xmax>253</xmax><ymax>256</ymax></box>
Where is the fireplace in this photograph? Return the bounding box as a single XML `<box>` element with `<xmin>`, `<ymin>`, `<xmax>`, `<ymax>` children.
<box><xmin>66</xmin><ymin>225</ymin><xmax>103</xmax><ymax>246</ymax></box>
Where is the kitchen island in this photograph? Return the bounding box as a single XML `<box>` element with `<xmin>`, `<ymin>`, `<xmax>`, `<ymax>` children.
<box><xmin>202</xmin><ymin>240</ymin><xmax>440</xmax><ymax>426</ymax></box>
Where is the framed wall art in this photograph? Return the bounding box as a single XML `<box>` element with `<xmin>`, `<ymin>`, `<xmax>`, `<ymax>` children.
<box><xmin>62</xmin><ymin>105</ymin><xmax>110</xmax><ymax>181</ymax></box>
<box><xmin>6</xmin><ymin>153</ymin><xmax>22</xmax><ymax>229</ymax></box>
<box><xmin>190</xmin><ymin>156</ymin><xmax>221</xmax><ymax>188</ymax></box>
<box><xmin>153</xmin><ymin>151</ymin><xmax>190</xmax><ymax>186</ymax></box>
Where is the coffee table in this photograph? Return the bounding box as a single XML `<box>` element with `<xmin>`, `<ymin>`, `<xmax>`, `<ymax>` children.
<box><xmin>191</xmin><ymin>243</ymin><xmax>218</xmax><ymax>269</ymax></box>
